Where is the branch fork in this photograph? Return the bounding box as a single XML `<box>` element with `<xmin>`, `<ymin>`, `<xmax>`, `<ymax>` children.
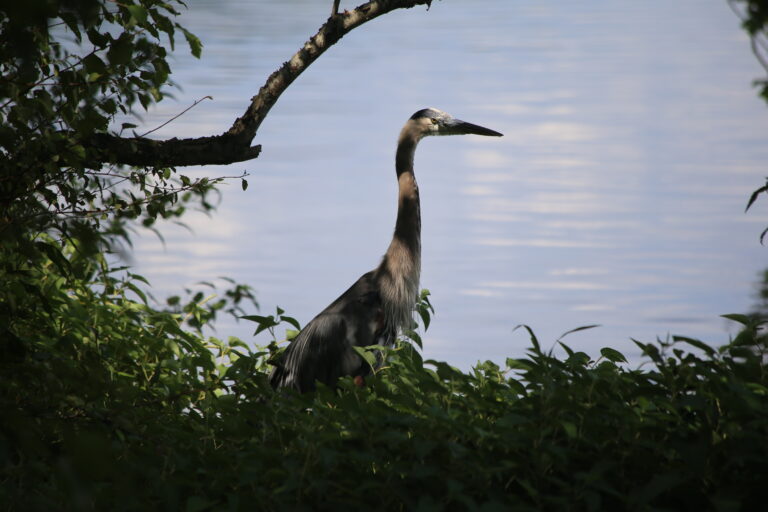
<box><xmin>91</xmin><ymin>0</ymin><xmax>434</xmax><ymax>168</ymax></box>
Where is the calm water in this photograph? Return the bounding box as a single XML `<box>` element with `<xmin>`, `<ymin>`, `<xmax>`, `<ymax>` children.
<box><xmin>127</xmin><ymin>0</ymin><xmax>768</xmax><ymax>369</ymax></box>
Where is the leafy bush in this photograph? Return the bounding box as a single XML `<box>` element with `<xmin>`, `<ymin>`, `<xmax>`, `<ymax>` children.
<box><xmin>2</xmin><ymin>2</ymin><xmax>767</xmax><ymax>510</ymax></box>
<box><xmin>3</xmin><ymin>289</ymin><xmax>767</xmax><ymax>510</ymax></box>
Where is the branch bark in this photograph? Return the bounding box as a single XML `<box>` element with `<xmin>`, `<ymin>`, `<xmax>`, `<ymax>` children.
<box><xmin>91</xmin><ymin>0</ymin><xmax>434</xmax><ymax>168</ymax></box>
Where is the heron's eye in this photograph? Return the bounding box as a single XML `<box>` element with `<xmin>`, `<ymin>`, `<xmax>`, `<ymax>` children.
<box><xmin>431</xmin><ymin>118</ymin><xmax>439</xmax><ymax>125</ymax></box>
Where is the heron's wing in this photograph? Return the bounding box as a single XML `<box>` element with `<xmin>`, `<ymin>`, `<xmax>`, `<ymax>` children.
<box><xmin>269</xmin><ymin>312</ymin><xmax>365</xmax><ymax>392</ymax></box>
<box><xmin>269</xmin><ymin>271</ymin><xmax>387</xmax><ymax>392</ymax></box>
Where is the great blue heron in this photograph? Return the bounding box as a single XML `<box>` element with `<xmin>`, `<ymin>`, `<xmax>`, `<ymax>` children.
<box><xmin>269</xmin><ymin>108</ymin><xmax>503</xmax><ymax>392</ymax></box>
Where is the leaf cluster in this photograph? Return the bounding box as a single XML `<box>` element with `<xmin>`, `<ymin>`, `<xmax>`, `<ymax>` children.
<box><xmin>2</xmin><ymin>2</ymin><xmax>768</xmax><ymax>510</ymax></box>
<box><xmin>0</xmin><ymin>0</ymin><xmax>223</xmax><ymax>279</ymax></box>
<box><xmin>732</xmin><ymin>0</ymin><xmax>768</xmax><ymax>234</ymax></box>
<box><xmin>3</xmin><ymin>281</ymin><xmax>767</xmax><ymax>510</ymax></box>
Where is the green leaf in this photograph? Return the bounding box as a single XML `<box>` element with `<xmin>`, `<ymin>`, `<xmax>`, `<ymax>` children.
<box><xmin>404</xmin><ymin>329</ymin><xmax>422</xmax><ymax>349</ymax></box>
<box><xmin>417</xmin><ymin>305</ymin><xmax>431</xmax><ymax>331</ymax></box>
<box><xmin>352</xmin><ymin>345</ymin><xmax>377</xmax><ymax>371</ymax></box>
<box><xmin>425</xmin><ymin>360</ymin><xmax>463</xmax><ymax>380</ymax></box>
<box><xmin>745</xmin><ymin>183</ymin><xmax>768</xmax><ymax>212</ymax></box>
<box><xmin>731</xmin><ymin>328</ymin><xmax>756</xmax><ymax>347</ymax></box>
<box><xmin>71</xmin><ymin>144</ymin><xmax>86</xmax><ymax>161</ymax></box>
<box><xmin>61</xmin><ymin>12</ymin><xmax>83</xmax><ymax>41</ymax></box>
<box><xmin>280</xmin><ymin>315</ymin><xmax>301</xmax><ymax>330</ymax></box>
<box><xmin>513</xmin><ymin>324</ymin><xmax>540</xmax><ymax>353</ymax></box>
<box><xmin>108</xmin><ymin>34</ymin><xmax>133</xmax><ymax>66</ymax></box>
<box><xmin>34</xmin><ymin>241</ymin><xmax>72</xmax><ymax>277</ymax></box>
<box><xmin>83</xmin><ymin>54</ymin><xmax>107</xmax><ymax>74</ymax></box>
<box><xmin>127</xmin><ymin>5</ymin><xmax>148</xmax><ymax>25</ymax></box>
<box><xmin>505</xmin><ymin>358</ymin><xmax>532</xmax><ymax>371</ymax></box>
<box><xmin>561</xmin><ymin>420</ymin><xmax>578</xmax><ymax>439</ymax></box>
<box><xmin>241</xmin><ymin>314</ymin><xmax>279</xmax><ymax>336</ymax></box>
<box><xmin>86</xmin><ymin>27</ymin><xmax>110</xmax><ymax>47</ymax></box>
<box><xmin>567</xmin><ymin>352</ymin><xmax>591</xmax><ymax>367</ymax></box>
<box><xmin>125</xmin><ymin>282</ymin><xmax>148</xmax><ymax>304</ymax></box>
<box><xmin>558</xmin><ymin>341</ymin><xmax>575</xmax><ymax>358</ymax></box>
<box><xmin>186</xmin><ymin>496</ymin><xmax>215</xmax><ymax>512</ymax></box>
<box><xmin>632</xmin><ymin>338</ymin><xmax>661</xmax><ymax>363</ymax></box>
<box><xmin>721</xmin><ymin>313</ymin><xmax>751</xmax><ymax>326</ymax></box>
<box><xmin>672</xmin><ymin>335</ymin><xmax>715</xmax><ymax>356</ymax></box>
<box><xmin>629</xmin><ymin>473</ymin><xmax>684</xmax><ymax>508</ymax></box>
<box><xmin>599</xmin><ymin>347</ymin><xmax>627</xmax><ymax>364</ymax></box>
<box><xmin>558</xmin><ymin>324</ymin><xmax>601</xmax><ymax>340</ymax></box>
<box><xmin>180</xmin><ymin>27</ymin><xmax>203</xmax><ymax>58</ymax></box>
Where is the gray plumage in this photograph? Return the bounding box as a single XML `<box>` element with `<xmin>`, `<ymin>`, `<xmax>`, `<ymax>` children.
<box><xmin>270</xmin><ymin>108</ymin><xmax>502</xmax><ymax>392</ymax></box>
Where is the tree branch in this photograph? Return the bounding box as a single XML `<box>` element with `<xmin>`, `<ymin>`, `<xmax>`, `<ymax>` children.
<box><xmin>91</xmin><ymin>0</ymin><xmax>434</xmax><ymax>168</ymax></box>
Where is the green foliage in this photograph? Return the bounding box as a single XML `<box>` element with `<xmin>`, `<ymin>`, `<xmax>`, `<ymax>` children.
<box><xmin>732</xmin><ymin>0</ymin><xmax>768</xmax><ymax>233</ymax></box>
<box><xmin>0</xmin><ymin>3</ymin><xmax>263</xmax><ymax>507</ymax></box>
<box><xmin>0</xmin><ymin>0</ymin><xmax>223</xmax><ymax>287</ymax></box>
<box><xmin>731</xmin><ymin>0</ymin><xmax>768</xmax><ymax>101</ymax></box>
<box><xmin>4</xmin><ymin>293</ymin><xmax>768</xmax><ymax>509</ymax></box>
<box><xmin>2</xmin><ymin>1</ymin><xmax>767</xmax><ymax>510</ymax></box>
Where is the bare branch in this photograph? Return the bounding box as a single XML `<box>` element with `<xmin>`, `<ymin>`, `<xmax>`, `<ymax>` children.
<box><xmin>89</xmin><ymin>131</ymin><xmax>262</xmax><ymax>167</ymax></box>
<box><xmin>90</xmin><ymin>0</ymin><xmax>434</xmax><ymax>168</ymax></box>
<box><xmin>226</xmin><ymin>0</ymin><xmax>433</xmax><ymax>143</ymax></box>
<box><xmin>139</xmin><ymin>96</ymin><xmax>213</xmax><ymax>138</ymax></box>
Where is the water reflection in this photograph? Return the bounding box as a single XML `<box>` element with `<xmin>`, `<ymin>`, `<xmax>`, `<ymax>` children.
<box><xmin>130</xmin><ymin>0</ymin><xmax>768</xmax><ymax>369</ymax></box>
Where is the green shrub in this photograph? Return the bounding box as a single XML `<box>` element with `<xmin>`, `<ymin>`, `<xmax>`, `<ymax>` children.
<box><xmin>2</xmin><ymin>286</ymin><xmax>766</xmax><ymax>510</ymax></box>
<box><xmin>2</xmin><ymin>2</ymin><xmax>767</xmax><ymax>509</ymax></box>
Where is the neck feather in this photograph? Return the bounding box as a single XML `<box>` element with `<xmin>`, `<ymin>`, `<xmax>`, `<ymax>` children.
<box><xmin>376</xmin><ymin>124</ymin><xmax>423</xmax><ymax>333</ymax></box>
<box><xmin>392</xmin><ymin>125</ymin><xmax>422</xmax><ymax>259</ymax></box>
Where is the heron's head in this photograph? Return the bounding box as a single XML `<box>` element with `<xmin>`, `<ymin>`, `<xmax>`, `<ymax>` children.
<box><xmin>408</xmin><ymin>107</ymin><xmax>503</xmax><ymax>139</ymax></box>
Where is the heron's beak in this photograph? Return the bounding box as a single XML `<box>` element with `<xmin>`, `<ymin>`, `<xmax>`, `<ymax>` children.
<box><xmin>448</xmin><ymin>118</ymin><xmax>503</xmax><ymax>137</ymax></box>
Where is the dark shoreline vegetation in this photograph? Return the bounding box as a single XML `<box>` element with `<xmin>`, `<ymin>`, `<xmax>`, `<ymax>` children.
<box><xmin>3</xmin><ymin>276</ymin><xmax>768</xmax><ymax>509</ymax></box>
<box><xmin>2</xmin><ymin>0</ymin><xmax>768</xmax><ymax>509</ymax></box>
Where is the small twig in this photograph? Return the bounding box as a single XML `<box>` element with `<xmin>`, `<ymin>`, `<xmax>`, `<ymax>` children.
<box><xmin>182</xmin><ymin>293</ymin><xmax>217</xmax><ymax>325</ymax></box>
<box><xmin>33</xmin><ymin>171</ymin><xmax>248</xmax><ymax>219</ymax></box>
<box><xmin>139</xmin><ymin>96</ymin><xmax>214</xmax><ymax>137</ymax></box>
<box><xmin>0</xmin><ymin>50</ymin><xmax>99</xmax><ymax>110</ymax></box>
<box><xmin>726</xmin><ymin>0</ymin><xmax>742</xmax><ymax>20</ymax></box>
<box><xmin>752</xmin><ymin>36</ymin><xmax>768</xmax><ymax>73</ymax></box>
<box><xmin>727</xmin><ymin>0</ymin><xmax>768</xmax><ymax>79</ymax></box>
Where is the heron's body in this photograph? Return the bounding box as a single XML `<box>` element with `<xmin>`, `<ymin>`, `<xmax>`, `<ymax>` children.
<box><xmin>269</xmin><ymin>108</ymin><xmax>501</xmax><ymax>392</ymax></box>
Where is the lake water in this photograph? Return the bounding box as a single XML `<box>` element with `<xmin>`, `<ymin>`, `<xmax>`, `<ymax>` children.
<box><xmin>127</xmin><ymin>0</ymin><xmax>768</xmax><ymax>369</ymax></box>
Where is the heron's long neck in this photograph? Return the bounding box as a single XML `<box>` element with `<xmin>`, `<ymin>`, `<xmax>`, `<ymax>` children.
<box><xmin>393</xmin><ymin>134</ymin><xmax>421</xmax><ymax>257</ymax></box>
<box><xmin>377</xmin><ymin>128</ymin><xmax>422</xmax><ymax>332</ymax></box>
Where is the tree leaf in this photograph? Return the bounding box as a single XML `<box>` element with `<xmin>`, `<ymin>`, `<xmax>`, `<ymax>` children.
<box><xmin>745</xmin><ymin>183</ymin><xmax>768</xmax><ymax>212</ymax></box>
<box><xmin>513</xmin><ymin>324</ymin><xmax>540</xmax><ymax>353</ymax></box>
<box><xmin>241</xmin><ymin>314</ymin><xmax>278</xmax><ymax>336</ymax></box>
<box><xmin>600</xmin><ymin>347</ymin><xmax>627</xmax><ymax>363</ymax></box>
<box><xmin>672</xmin><ymin>335</ymin><xmax>715</xmax><ymax>356</ymax></box>
<box><xmin>558</xmin><ymin>324</ymin><xmax>601</xmax><ymax>341</ymax></box>
<box><xmin>126</xmin><ymin>5</ymin><xmax>148</xmax><ymax>25</ymax></box>
<box><xmin>721</xmin><ymin>313</ymin><xmax>751</xmax><ymax>326</ymax></box>
<box><xmin>125</xmin><ymin>282</ymin><xmax>148</xmax><ymax>304</ymax></box>
<box><xmin>280</xmin><ymin>315</ymin><xmax>302</xmax><ymax>330</ymax></box>
<box><xmin>352</xmin><ymin>345</ymin><xmax>377</xmax><ymax>371</ymax></box>
<box><xmin>179</xmin><ymin>27</ymin><xmax>203</xmax><ymax>58</ymax></box>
